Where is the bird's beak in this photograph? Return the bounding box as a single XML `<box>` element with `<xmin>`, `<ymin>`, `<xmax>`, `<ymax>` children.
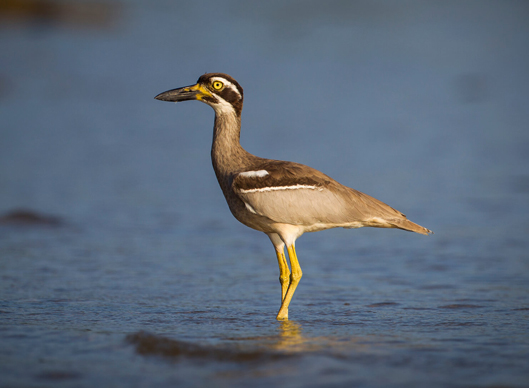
<box><xmin>154</xmin><ymin>83</ymin><xmax>212</xmax><ymax>102</ymax></box>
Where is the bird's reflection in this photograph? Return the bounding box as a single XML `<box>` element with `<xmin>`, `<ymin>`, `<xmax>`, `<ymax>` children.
<box><xmin>127</xmin><ymin>319</ymin><xmax>368</xmax><ymax>362</ymax></box>
<box><xmin>269</xmin><ymin>320</ymin><xmax>370</xmax><ymax>354</ymax></box>
<box><xmin>268</xmin><ymin>320</ymin><xmax>328</xmax><ymax>353</ymax></box>
<box><xmin>272</xmin><ymin>320</ymin><xmax>305</xmax><ymax>351</ymax></box>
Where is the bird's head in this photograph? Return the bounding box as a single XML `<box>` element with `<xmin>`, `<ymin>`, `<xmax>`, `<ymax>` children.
<box><xmin>155</xmin><ymin>73</ymin><xmax>244</xmax><ymax>117</ymax></box>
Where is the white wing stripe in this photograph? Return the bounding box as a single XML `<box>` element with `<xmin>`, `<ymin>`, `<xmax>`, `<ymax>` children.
<box><xmin>240</xmin><ymin>184</ymin><xmax>322</xmax><ymax>193</ymax></box>
<box><xmin>239</xmin><ymin>170</ymin><xmax>269</xmax><ymax>178</ymax></box>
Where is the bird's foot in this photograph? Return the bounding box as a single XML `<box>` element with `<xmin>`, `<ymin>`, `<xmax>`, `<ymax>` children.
<box><xmin>276</xmin><ymin>307</ymin><xmax>289</xmax><ymax>320</ymax></box>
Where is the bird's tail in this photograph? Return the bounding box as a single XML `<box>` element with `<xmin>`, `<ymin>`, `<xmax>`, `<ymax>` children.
<box><xmin>388</xmin><ymin>218</ymin><xmax>433</xmax><ymax>235</ymax></box>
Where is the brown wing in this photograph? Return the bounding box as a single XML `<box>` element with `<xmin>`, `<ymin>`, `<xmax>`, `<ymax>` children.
<box><xmin>231</xmin><ymin>160</ymin><xmax>407</xmax><ymax>227</ymax></box>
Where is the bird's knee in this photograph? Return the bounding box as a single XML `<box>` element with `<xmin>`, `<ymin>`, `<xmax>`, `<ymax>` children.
<box><xmin>279</xmin><ymin>275</ymin><xmax>290</xmax><ymax>285</ymax></box>
<box><xmin>290</xmin><ymin>270</ymin><xmax>302</xmax><ymax>283</ymax></box>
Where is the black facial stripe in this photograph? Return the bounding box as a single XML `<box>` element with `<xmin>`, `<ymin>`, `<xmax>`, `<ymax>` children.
<box><xmin>196</xmin><ymin>73</ymin><xmax>244</xmax><ymax>116</ymax></box>
<box><xmin>197</xmin><ymin>73</ymin><xmax>244</xmax><ymax>98</ymax></box>
<box><xmin>203</xmin><ymin>95</ymin><xmax>218</xmax><ymax>104</ymax></box>
<box><xmin>220</xmin><ymin>87</ymin><xmax>241</xmax><ymax>102</ymax></box>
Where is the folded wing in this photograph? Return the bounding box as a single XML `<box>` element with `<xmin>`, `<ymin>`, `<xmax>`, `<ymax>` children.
<box><xmin>231</xmin><ymin>160</ymin><xmax>417</xmax><ymax>230</ymax></box>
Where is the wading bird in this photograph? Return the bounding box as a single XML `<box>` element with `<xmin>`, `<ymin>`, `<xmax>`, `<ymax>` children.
<box><xmin>155</xmin><ymin>73</ymin><xmax>432</xmax><ymax>320</ymax></box>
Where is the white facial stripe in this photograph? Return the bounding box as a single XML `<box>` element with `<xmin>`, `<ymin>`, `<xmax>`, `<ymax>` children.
<box><xmin>210</xmin><ymin>94</ymin><xmax>236</xmax><ymax>116</ymax></box>
<box><xmin>240</xmin><ymin>184</ymin><xmax>322</xmax><ymax>194</ymax></box>
<box><xmin>211</xmin><ymin>77</ymin><xmax>241</xmax><ymax>99</ymax></box>
<box><xmin>239</xmin><ymin>170</ymin><xmax>269</xmax><ymax>178</ymax></box>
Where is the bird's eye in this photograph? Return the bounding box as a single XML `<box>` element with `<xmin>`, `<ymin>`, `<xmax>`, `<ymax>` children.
<box><xmin>212</xmin><ymin>81</ymin><xmax>224</xmax><ymax>90</ymax></box>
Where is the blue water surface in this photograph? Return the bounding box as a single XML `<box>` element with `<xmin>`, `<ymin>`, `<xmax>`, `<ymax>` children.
<box><xmin>1</xmin><ymin>1</ymin><xmax>528</xmax><ymax>387</ymax></box>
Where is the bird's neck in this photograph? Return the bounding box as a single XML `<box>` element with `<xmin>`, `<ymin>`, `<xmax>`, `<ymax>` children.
<box><xmin>211</xmin><ymin>111</ymin><xmax>252</xmax><ymax>181</ymax></box>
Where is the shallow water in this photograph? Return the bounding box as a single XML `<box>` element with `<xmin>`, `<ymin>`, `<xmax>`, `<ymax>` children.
<box><xmin>1</xmin><ymin>1</ymin><xmax>529</xmax><ymax>387</ymax></box>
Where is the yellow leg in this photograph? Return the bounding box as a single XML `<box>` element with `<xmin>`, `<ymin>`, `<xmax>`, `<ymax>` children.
<box><xmin>275</xmin><ymin>248</ymin><xmax>290</xmax><ymax>304</ymax></box>
<box><xmin>276</xmin><ymin>245</ymin><xmax>302</xmax><ymax>320</ymax></box>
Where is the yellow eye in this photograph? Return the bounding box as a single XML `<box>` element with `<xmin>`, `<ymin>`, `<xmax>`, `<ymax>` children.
<box><xmin>212</xmin><ymin>81</ymin><xmax>223</xmax><ymax>90</ymax></box>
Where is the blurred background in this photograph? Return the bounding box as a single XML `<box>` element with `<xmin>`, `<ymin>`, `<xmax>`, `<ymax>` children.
<box><xmin>1</xmin><ymin>0</ymin><xmax>527</xmax><ymax>229</ymax></box>
<box><xmin>1</xmin><ymin>1</ymin><xmax>528</xmax><ymax>387</ymax></box>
